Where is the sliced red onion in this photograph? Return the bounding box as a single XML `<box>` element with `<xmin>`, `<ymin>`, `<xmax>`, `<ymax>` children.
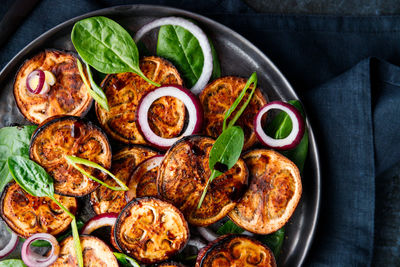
<box><xmin>137</xmin><ymin>85</ymin><xmax>203</xmax><ymax>149</ymax></box>
<box><xmin>254</xmin><ymin>101</ymin><xmax>305</xmax><ymax>150</ymax></box>
<box><xmin>134</xmin><ymin>17</ymin><xmax>212</xmax><ymax>94</ymax></box>
<box><xmin>125</xmin><ymin>155</ymin><xmax>164</xmax><ymax>202</ymax></box>
<box><xmin>21</xmin><ymin>233</ymin><xmax>60</xmax><ymax>267</ymax></box>
<box><xmin>197</xmin><ymin>227</ymin><xmax>218</xmax><ymax>242</ymax></box>
<box><xmin>188</xmin><ymin>238</ymin><xmax>207</xmax><ymax>250</ymax></box>
<box><xmin>81</xmin><ymin>213</ymin><xmax>118</xmax><ymax>235</ymax></box>
<box><xmin>26</xmin><ymin>70</ymin><xmax>45</xmax><ymax>94</ymax></box>
<box><xmin>0</xmin><ymin>228</ymin><xmax>18</xmax><ymax>259</ymax></box>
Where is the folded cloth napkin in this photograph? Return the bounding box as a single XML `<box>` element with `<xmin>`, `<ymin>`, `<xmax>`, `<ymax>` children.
<box><xmin>1</xmin><ymin>0</ymin><xmax>399</xmax><ymax>266</ymax></box>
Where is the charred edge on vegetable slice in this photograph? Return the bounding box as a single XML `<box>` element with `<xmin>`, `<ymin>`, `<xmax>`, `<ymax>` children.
<box><xmin>29</xmin><ymin>115</ymin><xmax>112</xmax><ymax>197</ymax></box>
<box><xmin>114</xmin><ymin>197</ymin><xmax>190</xmax><ymax>264</ymax></box>
<box><xmin>13</xmin><ymin>49</ymin><xmax>93</xmax><ymax>125</ymax></box>
<box><xmin>195</xmin><ymin>234</ymin><xmax>276</xmax><ymax>267</ymax></box>
<box><xmin>0</xmin><ymin>182</ymin><xmax>77</xmax><ymax>238</ymax></box>
<box><xmin>95</xmin><ymin>56</ymin><xmax>186</xmax><ymax>144</ymax></box>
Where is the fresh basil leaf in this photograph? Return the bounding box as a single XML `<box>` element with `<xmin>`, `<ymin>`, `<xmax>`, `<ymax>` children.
<box><xmin>0</xmin><ymin>126</ymin><xmax>36</xmax><ymax>192</ymax></box>
<box><xmin>8</xmin><ymin>155</ymin><xmax>53</xmax><ymax>197</ymax></box>
<box><xmin>157</xmin><ymin>25</ymin><xmax>221</xmax><ymax>88</ymax></box>
<box><xmin>198</xmin><ymin>126</ymin><xmax>244</xmax><ymax>208</ymax></box>
<box><xmin>0</xmin><ymin>259</ymin><xmax>27</xmax><ymax>267</ymax></box>
<box><xmin>257</xmin><ymin>228</ymin><xmax>285</xmax><ymax>258</ymax></box>
<box><xmin>71</xmin><ymin>16</ymin><xmax>159</xmax><ymax>87</ymax></box>
<box><xmin>71</xmin><ymin>218</ymin><xmax>83</xmax><ymax>267</ymax></box>
<box><xmin>266</xmin><ymin>100</ymin><xmax>309</xmax><ymax>172</ymax></box>
<box><xmin>113</xmin><ymin>252</ymin><xmax>140</xmax><ymax>267</ymax></box>
<box><xmin>216</xmin><ymin>219</ymin><xmax>244</xmax><ymax>235</ymax></box>
<box><xmin>65</xmin><ymin>156</ymin><xmax>128</xmax><ymax>191</ymax></box>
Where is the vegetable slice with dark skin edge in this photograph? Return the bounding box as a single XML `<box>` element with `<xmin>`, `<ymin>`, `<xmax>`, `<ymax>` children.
<box><xmin>71</xmin><ymin>16</ymin><xmax>159</xmax><ymax>87</ymax></box>
<box><xmin>0</xmin><ymin>182</ymin><xmax>76</xmax><ymax>238</ymax></box>
<box><xmin>228</xmin><ymin>149</ymin><xmax>302</xmax><ymax>235</ymax></box>
<box><xmin>114</xmin><ymin>197</ymin><xmax>189</xmax><ymax>264</ymax></box>
<box><xmin>113</xmin><ymin>252</ymin><xmax>140</xmax><ymax>267</ymax></box>
<box><xmin>90</xmin><ymin>146</ymin><xmax>158</xmax><ymax>215</ymax></box>
<box><xmin>0</xmin><ymin>125</ymin><xmax>37</xmax><ymax>193</ymax></box>
<box><xmin>157</xmin><ymin>135</ymin><xmax>248</xmax><ymax>226</ymax></box>
<box><xmin>13</xmin><ymin>50</ymin><xmax>92</xmax><ymax>125</ymax></box>
<box><xmin>29</xmin><ymin>116</ymin><xmax>112</xmax><ymax>197</ymax></box>
<box><xmin>195</xmin><ymin>234</ymin><xmax>276</xmax><ymax>267</ymax></box>
<box><xmin>30</xmin><ymin>220</ymin><xmax>84</xmax><ymax>247</ymax></box>
<box><xmin>50</xmin><ymin>235</ymin><xmax>118</xmax><ymax>267</ymax></box>
<box><xmin>95</xmin><ymin>56</ymin><xmax>186</xmax><ymax>145</ymax></box>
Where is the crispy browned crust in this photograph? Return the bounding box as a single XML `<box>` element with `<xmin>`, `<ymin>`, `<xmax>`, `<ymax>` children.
<box><xmin>90</xmin><ymin>146</ymin><xmax>158</xmax><ymax>214</ymax></box>
<box><xmin>195</xmin><ymin>234</ymin><xmax>276</xmax><ymax>267</ymax></box>
<box><xmin>96</xmin><ymin>56</ymin><xmax>185</xmax><ymax>144</ymax></box>
<box><xmin>114</xmin><ymin>197</ymin><xmax>189</xmax><ymax>264</ymax></box>
<box><xmin>199</xmin><ymin>76</ymin><xmax>267</xmax><ymax>150</ymax></box>
<box><xmin>0</xmin><ymin>182</ymin><xmax>77</xmax><ymax>238</ymax></box>
<box><xmin>158</xmin><ymin>262</ymin><xmax>187</xmax><ymax>267</ymax></box>
<box><xmin>229</xmin><ymin>149</ymin><xmax>302</xmax><ymax>234</ymax></box>
<box><xmin>51</xmin><ymin>235</ymin><xmax>118</xmax><ymax>267</ymax></box>
<box><xmin>157</xmin><ymin>136</ymin><xmax>248</xmax><ymax>226</ymax></box>
<box><xmin>13</xmin><ymin>49</ymin><xmax>92</xmax><ymax>124</ymax></box>
<box><xmin>29</xmin><ymin>116</ymin><xmax>112</xmax><ymax>197</ymax></box>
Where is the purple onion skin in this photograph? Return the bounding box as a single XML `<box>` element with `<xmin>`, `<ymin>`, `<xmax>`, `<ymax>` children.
<box><xmin>81</xmin><ymin>213</ymin><xmax>118</xmax><ymax>235</ymax></box>
<box><xmin>254</xmin><ymin>101</ymin><xmax>305</xmax><ymax>150</ymax></box>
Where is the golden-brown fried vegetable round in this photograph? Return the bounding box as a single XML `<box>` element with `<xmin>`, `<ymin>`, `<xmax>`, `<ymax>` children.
<box><xmin>199</xmin><ymin>76</ymin><xmax>267</xmax><ymax>150</ymax></box>
<box><xmin>157</xmin><ymin>136</ymin><xmax>248</xmax><ymax>226</ymax></box>
<box><xmin>195</xmin><ymin>234</ymin><xmax>276</xmax><ymax>267</ymax></box>
<box><xmin>14</xmin><ymin>50</ymin><xmax>92</xmax><ymax>124</ymax></box>
<box><xmin>0</xmin><ymin>182</ymin><xmax>77</xmax><ymax>238</ymax></box>
<box><xmin>96</xmin><ymin>56</ymin><xmax>185</xmax><ymax>144</ymax></box>
<box><xmin>51</xmin><ymin>235</ymin><xmax>118</xmax><ymax>267</ymax></box>
<box><xmin>125</xmin><ymin>155</ymin><xmax>164</xmax><ymax>202</ymax></box>
<box><xmin>229</xmin><ymin>149</ymin><xmax>302</xmax><ymax>234</ymax></box>
<box><xmin>114</xmin><ymin>197</ymin><xmax>189</xmax><ymax>264</ymax></box>
<box><xmin>30</xmin><ymin>116</ymin><xmax>112</xmax><ymax>197</ymax></box>
<box><xmin>90</xmin><ymin>146</ymin><xmax>158</xmax><ymax>214</ymax></box>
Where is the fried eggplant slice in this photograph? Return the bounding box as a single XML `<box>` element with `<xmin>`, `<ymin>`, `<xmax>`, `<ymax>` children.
<box><xmin>30</xmin><ymin>116</ymin><xmax>112</xmax><ymax>197</ymax></box>
<box><xmin>0</xmin><ymin>182</ymin><xmax>77</xmax><ymax>238</ymax></box>
<box><xmin>229</xmin><ymin>149</ymin><xmax>302</xmax><ymax>234</ymax></box>
<box><xmin>158</xmin><ymin>262</ymin><xmax>187</xmax><ymax>267</ymax></box>
<box><xmin>90</xmin><ymin>146</ymin><xmax>158</xmax><ymax>214</ymax></box>
<box><xmin>96</xmin><ymin>56</ymin><xmax>185</xmax><ymax>144</ymax></box>
<box><xmin>14</xmin><ymin>50</ymin><xmax>92</xmax><ymax>124</ymax></box>
<box><xmin>199</xmin><ymin>76</ymin><xmax>267</xmax><ymax>150</ymax></box>
<box><xmin>157</xmin><ymin>136</ymin><xmax>248</xmax><ymax>226</ymax></box>
<box><xmin>125</xmin><ymin>155</ymin><xmax>164</xmax><ymax>202</ymax></box>
<box><xmin>51</xmin><ymin>235</ymin><xmax>118</xmax><ymax>267</ymax></box>
<box><xmin>114</xmin><ymin>197</ymin><xmax>189</xmax><ymax>264</ymax></box>
<box><xmin>195</xmin><ymin>234</ymin><xmax>276</xmax><ymax>267</ymax></box>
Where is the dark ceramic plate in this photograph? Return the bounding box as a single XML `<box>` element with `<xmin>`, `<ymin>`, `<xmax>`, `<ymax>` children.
<box><xmin>0</xmin><ymin>5</ymin><xmax>320</xmax><ymax>266</ymax></box>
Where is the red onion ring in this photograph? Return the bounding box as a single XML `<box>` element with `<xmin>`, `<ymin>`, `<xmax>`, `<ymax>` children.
<box><xmin>0</xmin><ymin>227</ymin><xmax>18</xmax><ymax>259</ymax></box>
<box><xmin>136</xmin><ymin>85</ymin><xmax>203</xmax><ymax>149</ymax></box>
<box><xmin>81</xmin><ymin>213</ymin><xmax>118</xmax><ymax>235</ymax></box>
<box><xmin>254</xmin><ymin>101</ymin><xmax>305</xmax><ymax>150</ymax></box>
<box><xmin>197</xmin><ymin>227</ymin><xmax>218</xmax><ymax>242</ymax></box>
<box><xmin>26</xmin><ymin>70</ymin><xmax>45</xmax><ymax>94</ymax></box>
<box><xmin>21</xmin><ymin>233</ymin><xmax>60</xmax><ymax>267</ymax></box>
<box><xmin>125</xmin><ymin>155</ymin><xmax>164</xmax><ymax>202</ymax></box>
<box><xmin>134</xmin><ymin>17</ymin><xmax>213</xmax><ymax>94</ymax></box>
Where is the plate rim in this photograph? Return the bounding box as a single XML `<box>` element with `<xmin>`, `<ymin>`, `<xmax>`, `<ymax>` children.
<box><xmin>0</xmin><ymin>4</ymin><xmax>321</xmax><ymax>266</ymax></box>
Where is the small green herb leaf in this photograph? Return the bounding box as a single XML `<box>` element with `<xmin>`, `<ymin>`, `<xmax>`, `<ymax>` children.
<box><xmin>113</xmin><ymin>252</ymin><xmax>140</xmax><ymax>267</ymax></box>
<box><xmin>0</xmin><ymin>126</ymin><xmax>37</xmax><ymax>192</ymax></box>
<box><xmin>71</xmin><ymin>218</ymin><xmax>83</xmax><ymax>267</ymax></box>
<box><xmin>71</xmin><ymin>16</ymin><xmax>159</xmax><ymax>87</ymax></box>
<box><xmin>223</xmin><ymin>72</ymin><xmax>257</xmax><ymax>131</ymax></box>
<box><xmin>197</xmin><ymin>126</ymin><xmax>244</xmax><ymax>208</ymax></box>
<box><xmin>8</xmin><ymin>155</ymin><xmax>53</xmax><ymax>197</ymax></box>
<box><xmin>65</xmin><ymin>156</ymin><xmax>128</xmax><ymax>191</ymax></box>
<box><xmin>0</xmin><ymin>259</ymin><xmax>27</xmax><ymax>267</ymax></box>
<box><xmin>257</xmin><ymin>228</ymin><xmax>285</xmax><ymax>258</ymax></box>
<box><xmin>216</xmin><ymin>220</ymin><xmax>245</xmax><ymax>235</ymax></box>
<box><xmin>157</xmin><ymin>25</ymin><xmax>221</xmax><ymax>88</ymax></box>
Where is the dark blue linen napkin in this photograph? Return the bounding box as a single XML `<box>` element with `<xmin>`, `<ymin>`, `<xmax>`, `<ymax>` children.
<box><xmin>1</xmin><ymin>1</ymin><xmax>400</xmax><ymax>266</ymax></box>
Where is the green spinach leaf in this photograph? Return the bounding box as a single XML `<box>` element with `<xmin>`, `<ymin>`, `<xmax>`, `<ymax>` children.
<box><xmin>0</xmin><ymin>126</ymin><xmax>36</xmax><ymax>192</ymax></box>
<box><xmin>157</xmin><ymin>25</ymin><xmax>221</xmax><ymax>88</ymax></box>
<box><xmin>71</xmin><ymin>16</ymin><xmax>159</xmax><ymax>87</ymax></box>
<box><xmin>113</xmin><ymin>252</ymin><xmax>140</xmax><ymax>267</ymax></box>
<box><xmin>0</xmin><ymin>259</ymin><xmax>27</xmax><ymax>267</ymax></box>
<box><xmin>216</xmin><ymin>219</ymin><xmax>244</xmax><ymax>235</ymax></box>
<box><xmin>257</xmin><ymin>228</ymin><xmax>285</xmax><ymax>257</ymax></box>
<box><xmin>197</xmin><ymin>126</ymin><xmax>244</xmax><ymax>208</ymax></box>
